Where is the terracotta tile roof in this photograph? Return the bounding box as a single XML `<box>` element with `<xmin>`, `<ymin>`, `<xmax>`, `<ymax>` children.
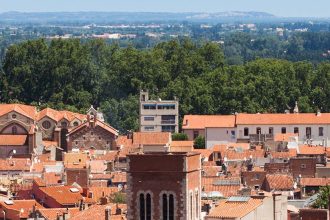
<box><xmin>0</xmin><ymin>200</ymin><xmax>42</xmax><ymax>219</ymax></box>
<box><xmin>40</xmin><ymin>185</ymin><xmax>84</xmax><ymax>205</ymax></box>
<box><xmin>221</xmin><ymin>148</ymin><xmax>265</xmax><ymax>161</ymax></box>
<box><xmin>207</xmin><ymin>198</ymin><xmax>263</xmax><ymax>218</ymax></box>
<box><xmin>96</xmin><ymin>151</ymin><xmax>118</xmax><ymax>161</ymax></box>
<box><xmin>0</xmin><ymin>158</ymin><xmax>31</xmax><ymax>171</ymax></box>
<box><xmin>111</xmin><ymin>172</ymin><xmax>127</xmax><ymax>183</ymax></box>
<box><xmin>193</xmin><ymin>149</ymin><xmax>213</xmax><ymax>160</ymax></box>
<box><xmin>70</xmin><ymin>204</ymin><xmax>127</xmax><ymax>220</ymax></box>
<box><xmin>0</xmin><ymin>104</ymin><xmax>37</xmax><ymax>120</ymax></box>
<box><xmin>37</xmin><ymin>107</ymin><xmax>86</xmax><ymax>122</ymax></box>
<box><xmin>68</xmin><ymin>119</ymin><xmax>118</xmax><ymax>137</ymax></box>
<box><xmin>202</xmin><ymin>176</ymin><xmax>241</xmax><ymax>197</ymax></box>
<box><xmin>84</xmin><ymin>186</ymin><xmax>119</xmax><ymax>202</ymax></box>
<box><xmin>270</xmin><ymin>149</ymin><xmax>297</xmax><ymax>158</ymax></box>
<box><xmin>213</xmin><ymin>143</ymin><xmax>250</xmax><ymax>152</ymax></box>
<box><xmin>115</xmin><ymin>135</ymin><xmax>133</xmax><ymax>148</ymax></box>
<box><xmin>202</xmin><ymin>166</ymin><xmax>222</xmax><ymax>177</ymax></box>
<box><xmin>89</xmin><ymin>173</ymin><xmax>113</xmax><ymax>180</ymax></box>
<box><xmin>0</xmin><ymin>135</ymin><xmax>27</xmax><ymax>145</ymax></box>
<box><xmin>132</xmin><ymin>132</ymin><xmax>171</xmax><ymax>145</ymax></box>
<box><xmin>87</xmin><ymin>160</ymin><xmax>107</xmax><ymax>174</ymax></box>
<box><xmin>274</xmin><ymin>133</ymin><xmax>298</xmax><ymax>142</ymax></box>
<box><xmin>300</xmin><ymin>178</ymin><xmax>330</xmax><ymax>186</ymax></box>
<box><xmin>43</xmin><ymin>140</ymin><xmax>59</xmax><ymax>148</ymax></box>
<box><xmin>265</xmin><ymin>174</ymin><xmax>294</xmax><ymax>190</ymax></box>
<box><xmin>37</xmin><ymin>208</ymin><xmax>80</xmax><ymax>220</ymax></box>
<box><xmin>42</xmin><ymin>172</ymin><xmax>62</xmax><ymax>185</ymax></box>
<box><xmin>182</xmin><ymin>115</ymin><xmax>236</xmax><ymax>129</ymax></box>
<box><xmin>63</xmin><ymin>152</ymin><xmax>89</xmax><ymax>169</ymax></box>
<box><xmin>236</xmin><ymin>113</ymin><xmax>330</xmax><ymax>125</ymax></box>
<box><xmin>298</xmin><ymin>145</ymin><xmax>326</xmax><ymax>155</ymax></box>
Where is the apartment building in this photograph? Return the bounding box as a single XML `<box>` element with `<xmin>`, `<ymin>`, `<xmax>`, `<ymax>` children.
<box><xmin>139</xmin><ymin>90</ymin><xmax>179</xmax><ymax>133</ymax></box>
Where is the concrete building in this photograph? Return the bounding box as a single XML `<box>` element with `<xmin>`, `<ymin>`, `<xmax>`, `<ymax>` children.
<box><xmin>139</xmin><ymin>90</ymin><xmax>179</xmax><ymax>133</ymax></box>
<box><xmin>126</xmin><ymin>147</ymin><xmax>201</xmax><ymax>220</ymax></box>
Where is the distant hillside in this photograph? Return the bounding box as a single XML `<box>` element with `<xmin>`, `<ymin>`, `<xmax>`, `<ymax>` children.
<box><xmin>0</xmin><ymin>11</ymin><xmax>276</xmax><ymax>24</ymax></box>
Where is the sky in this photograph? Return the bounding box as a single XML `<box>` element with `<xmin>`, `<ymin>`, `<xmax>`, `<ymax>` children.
<box><xmin>0</xmin><ymin>0</ymin><xmax>328</xmax><ymax>18</ymax></box>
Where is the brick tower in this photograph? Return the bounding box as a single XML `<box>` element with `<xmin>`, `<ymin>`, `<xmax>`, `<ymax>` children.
<box><xmin>126</xmin><ymin>151</ymin><xmax>201</xmax><ymax>220</ymax></box>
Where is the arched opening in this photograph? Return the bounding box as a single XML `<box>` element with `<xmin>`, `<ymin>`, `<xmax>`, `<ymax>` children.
<box><xmin>0</xmin><ymin>123</ymin><xmax>28</xmax><ymax>135</ymax></box>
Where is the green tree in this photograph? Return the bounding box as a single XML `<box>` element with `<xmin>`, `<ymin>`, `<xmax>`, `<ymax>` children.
<box><xmin>194</xmin><ymin>135</ymin><xmax>205</xmax><ymax>149</ymax></box>
<box><xmin>312</xmin><ymin>185</ymin><xmax>330</xmax><ymax>209</ymax></box>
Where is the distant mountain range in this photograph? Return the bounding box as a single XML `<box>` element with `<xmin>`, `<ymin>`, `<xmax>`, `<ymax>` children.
<box><xmin>0</xmin><ymin>11</ymin><xmax>327</xmax><ymax>24</ymax></box>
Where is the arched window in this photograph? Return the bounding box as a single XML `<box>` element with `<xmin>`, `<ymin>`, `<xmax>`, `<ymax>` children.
<box><xmin>169</xmin><ymin>194</ymin><xmax>174</xmax><ymax>220</ymax></box>
<box><xmin>12</xmin><ymin>126</ymin><xmax>17</xmax><ymax>135</ymax></box>
<box><xmin>73</xmin><ymin>121</ymin><xmax>79</xmax><ymax>126</ymax></box>
<box><xmin>162</xmin><ymin>194</ymin><xmax>168</xmax><ymax>220</ymax></box>
<box><xmin>146</xmin><ymin>193</ymin><xmax>151</xmax><ymax>220</ymax></box>
<box><xmin>139</xmin><ymin>194</ymin><xmax>145</xmax><ymax>220</ymax></box>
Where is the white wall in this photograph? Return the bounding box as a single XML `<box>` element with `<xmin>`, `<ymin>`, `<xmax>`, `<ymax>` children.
<box><xmin>206</xmin><ymin>127</ymin><xmax>237</xmax><ymax>148</ymax></box>
<box><xmin>236</xmin><ymin>124</ymin><xmax>330</xmax><ymax>145</ymax></box>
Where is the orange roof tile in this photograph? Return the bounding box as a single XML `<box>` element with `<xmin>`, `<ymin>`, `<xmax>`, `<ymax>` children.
<box><xmin>96</xmin><ymin>151</ymin><xmax>118</xmax><ymax>161</ymax></box>
<box><xmin>63</xmin><ymin>152</ymin><xmax>89</xmax><ymax>169</ymax></box>
<box><xmin>300</xmin><ymin>178</ymin><xmax>330</xmax><ymax>186</ymax></box>
<box><xmin>193</xmin><ymin>149</ymin><xmax>213</xmax><ymax>160</ymax></box>
<box><xmin>40</xmin><ymin>185</ymin><xmax>83</xmax><ymax>205</ymax></box>
<box><xmin>69</xmin><ymin>204</ymin><xmax>127</xmax><ymax>220</ymax></box>
<box><xmin>0</xmin><ymin>158</ymin><xmax>31</xmax><ymax>171</ymax></box>
<box><xmin>111</xmin><ymin>172</ymin><xmax>127</xmax><ymax>183</ymax></box>
<box><xmin>202</xmin><ymin>166</ymin><xmax>222</xmax><ymax>177</ymax></box>
<box><xmin>0</xmin><ymin>104</ymin><xmax>37</xmax><ymax>120</ymax></box>
<box><xmin>270</xmin><ymin>149</ymin><xmax>297</xmax><ymax>158</ymax></box>
<box><xmin>37</xmin><ymin>107</ymin><xmax>87</xmax><ymax>122</ymax></box>
<box><xmin>0</xmin><ymin>200</ymin><xmax>42</xmax><ymax>219</ymax></box>
<box><xmin>84</xmin><ymin>186</ymin><xmax>119</xmax><ymax>202</ymax></box>
<box><xmin>182</xmin><ymin>115</ymin><xmax>236</xmax><ymax>129</ymax></box>
<box><xmin>132</xmin><ymin>132</ymin><xmax>171</xmax><ymax>145</ymax></box>
<box><xmin>202</xmin><ymin>176</ymin><xmax>241</xmax><ymax>197</ymax></box>
<box><xmin>236</xmin><ymin>113</ymin><xmax>330</xmax><ymax>125</ymax></box>
<box><xmin>207</xmin><ymin>198</ymin><xmax>263</xmax><ymax>218</ymax></box>
<box><xmin>265</xmin><ymin>174</ymin><xmax>294</xmax><ymax>190</ymax></box>
<box><xmin>37</xmin><ymin>208</ymin><xmax>80</xmax><ymax>220</ymax></box>
<box><xmin>0</xmin><ymin>135</ymin><xmax>27</xmax><ymax>145</ymax></box>
<box><xmin>274</xmin><ymin>133</ymin><xmax>298</xmax><ymax>142</ymax></box>
<box><xmin>68</xmin><ymin>119</ymin><xmax>118</xmax><ymax>137</ymax></box>
<box><xmin>298</xmin><ymin>145</ymin><xmax>326</xmax><ymax>155</ymax></box>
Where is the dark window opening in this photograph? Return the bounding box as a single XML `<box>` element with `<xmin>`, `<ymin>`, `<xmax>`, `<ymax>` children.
<box><xmin>139</xmin><ymin>194</ymin><xmax>145</xmax><ymax>220</ymax></box>
<box><xmin>244</xmin><ymin>128</ymin><xmax>249</xmax><ymax>136</ymax></box>
<box><xmin>146</xmin><ymin>193</ymin><xmax>151</xmax><ymax>220</ymax></box>
<box><xmin>256</xmin><ymin>127</ymin><xmax>261</xmax><ymax>134</ymax></box>
<box><xmin>193</xmin><ymin>131</ymin><xmax>199</xmax><ymax>139</ymax></box>
<box><xmin>319</xmin><ymin>127</ymin><xmax>324</xmax><ymax>136</ymax></box>
<box><xmin>281</xmin><ymin>127</ymin><xmax>286</xmax><ymax>134</ymax></box>
<box><xmin>269</xmin><ymin>127</ymin><xmax>273</xmax><ymax>135</ymax></box>
<box><xmin>306</xmin><ymin>127</ymin><xmax>311</xmax><ymax>138</ymax></box>
<box><xmin>12</xmin><ymin>126</ymin><xmax>17</xmax><ymax>135</ymax></box>
<box><xmin>162</xmin><ymin>194</ymin><xmax>168</xmax><ymax>220</ymax></box>
<box><xmin>294</xmin><ymin>127</ymin><xmax>299</xmax><ymax>134</ymax></box>
<box><xmin>169</xmin><ymin>194</ymin><xmax>174</xmax><ymax>220</ymax></box>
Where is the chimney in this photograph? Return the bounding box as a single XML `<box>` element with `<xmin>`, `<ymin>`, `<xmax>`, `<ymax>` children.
<box><xmin>105</xmin><ymin>206</ymin><xmax>111</xmax><ymax>220</ymax></box>
<box><xmin>316</xmin><ymin>109</ymin><xmax>321</xmax><ymax>116</ymax></box>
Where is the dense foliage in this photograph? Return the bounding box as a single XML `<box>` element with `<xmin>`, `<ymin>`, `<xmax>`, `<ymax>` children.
<box><xmin>0</xmin><ymin>38</ymin><xmax>329</xmax><ymax>133</ymax></box>
<box><xmin>312</xmin><ymin>185</ymin><xmax>330</xmax><ymax>209</ymax></box>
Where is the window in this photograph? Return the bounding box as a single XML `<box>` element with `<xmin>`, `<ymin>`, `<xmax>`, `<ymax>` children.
<box><xmin>12</xmin><ymin>126</ymin><xmax>17</xmax><ymax>135</ymax></box>
<box><xmin>193</xmin><ymin>131</ymin><xmax>199</xmax><ymax>139</ymax></box>
<box><xmin>161</xmin><ymin>115</ymin><xmax>175</xmax><ymax>124</ymax></box>
<box><xmin>256</xmin><ymin>127</ymin><xmax>261</xmax><ymax>134</ymax></box>
<box><xmin>12</xmin><ymin>114</ymin><xmax>17</xmax><ymax>119</ymax></box>
<box><xmin>146</xmin><ymin>193</ymin><xmax>151</xmax><ymax>220</ymax></box>
<box><xmin>255</xmin><ymin>174</ymin><xmax>260</xmax><ymax>180</ymax></box>
<box><xmin>42</xmin><ymin>120</ymin><xmax>51</xmax><ymax>129</ymax></box>
<box><xmin>306</xmin><ymin>127</ymin><xmax>312</xmax><ymax>138</ymax></box>
<box><xmin>61</xmin><ymin>121</ymin><xmax>67</xmax><ymax>127</ymax></box>
<box><xmin>269</xmin><ymin>127</ymin><xmax>273</xmax><ymax>135</ymax></box>
<box><xmin>139</xmin><ymin>194</ymin><xmax>145</xmax><ymax>220</ymax></box>
<box><xmin>144</xmin><ymin>116</ymin><xmax>154</xmax><ymax>121</ymax></box>
<box><xmin>157</xmin><ymin>104</ymin><xmax>175</xmax><ymax>110</ymax></box>
<box><xmin>143</xmin><ymin>104</ymin><xmax>156</xmax><ymax>110</ymax></box>
<box><xmin>319</xmin><ymin>127</ymin><xmax>324</xmax><ymax>136</ymax></box>
<box><xmin>169</xmin><ymin>194</ymin><xmax>174</xmax><ymax>220</ymax></box>
<box><xmin>162</xmin><ymin>125</ymin><xmax>175</xmax><ymax>133</ymax></box>
<box><xmin>301</xmin><ymin>164</ymin><xmax>306</xmax><ymax>169</ymax></box>
<box><xmin>162</xmin><ymin>194</ymin><xmax>168</xmax><ymax>220</ymax></box>
<box><xmin>75</xmin><ymin>141</ymin><xmax>78</xmax><ymax>146</ymax></box>
<box><xmin>231</xmin><ymin>130</ymin><xmax>236</xmax><ymax>138</ymax></box>
<box><xmin>244</xmin><ymin>128</ymin><xmax>249</xmax><ymax>136</ymax></box>
<box><xmin>281</xmin><ymin>127</ymin><xmax>286</xmax><ymax>134</ymax></box>
<box><xmin>145</xmin><ymin>126</ymin><xmax>154</xmax><ymax>131</ymax></box>
<box><xmin>294</xmin><ymin>127</ymin><xmax>299</xmax><ymax>134</ymax></box>
<box><xmin>73</xmin><ymin>121</ymin><xmax>79</xmax><ymax>126</ymax></box>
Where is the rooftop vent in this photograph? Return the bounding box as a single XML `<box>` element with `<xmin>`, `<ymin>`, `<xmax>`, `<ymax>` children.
<box><xmin>4</xmin><ymin>200</ymin><xmax>14</xmax><ymax>205</ymax></box>
<box><xmin>70</xmin><ymin>188</ymin><xmax>80</xmax><ymax>193</ymax></box>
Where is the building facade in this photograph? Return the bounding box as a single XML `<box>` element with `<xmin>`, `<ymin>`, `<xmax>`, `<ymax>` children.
<box><xmin>139</xmin><ymin>90</ymin><xmax>179</xmax><ymax>133</ymax></box>
<box><xmin>126</xmin><ymin>151</ymin><xmax>201</xmax><ymax>220</ymax></box>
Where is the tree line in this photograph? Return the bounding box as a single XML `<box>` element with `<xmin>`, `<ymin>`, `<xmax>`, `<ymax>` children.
<box><xmin>0</xmin><ymin>38</ymin><xmax>329</xmax><ymax>133</ymax></box>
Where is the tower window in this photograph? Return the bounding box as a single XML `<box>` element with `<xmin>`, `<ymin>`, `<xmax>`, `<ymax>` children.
<box><xmin>12</xmin><ymin>126</ymin><xmax>17</xmax><ymax>135</ymax></box>
<box><xmin>146</xmin><ymin>193</ymin><xmax>151</xmax><ymax>220</ymax></box>
<box><xmin>169</xmin><ymin>194</ymin><xmax>174</xmax><ymax>220</ymax></box>
<box><xmin>139</xmin><ymin>194</ymin><xmax>145</xmax><ymax>220</ymax></box>
<box><xmin>162</xmin><ymin>194</ymin><xmax>168</xmax><ymax>220</ymax></box>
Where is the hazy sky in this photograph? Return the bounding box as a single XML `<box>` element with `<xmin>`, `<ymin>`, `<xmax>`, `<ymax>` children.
<box><xmin>0</xmin><ymin>0</ymin><xmax>328</xmax><ymax>17</ymax></box>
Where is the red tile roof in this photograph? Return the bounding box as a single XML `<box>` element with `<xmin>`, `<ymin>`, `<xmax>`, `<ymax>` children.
<box><xmin>132</xmin><ymin>132</ymin><xmax>171</xmax><ymax>145</ymax></box>
<box><xmin>0</xmin><ymin>200</ymin><xmax>42</xmax><ymax>219</ymax></box>
<box><xmin>0</xmin><ymin>104</ymin><xmax>37</xmax><ymax>120</ymax></box>
<box><xmin>0</xmin><ymin>135</ymin><xmax>27</xmax><ymax>145</ymax></box>
<box><xmin>37</xmin><ymin>208</ymin><xmax>80</xmax><ymax>220</ymax></box>
<box><xmin>298</xmin><ymin>145</ymin><xmax>326</xmax><ymax>155</ymax></box>
<box><xmin>68</xmin><ymin>119</ymin><xmax>118</xmax><ymax>137</ymax></box>
<box><xmin>40</xmin><ymin>186</ymin><xmax>84</xmax><ymax>205</ymax></box>
<box><xmin>274</xmin><ymin>133</ymin><xmax>298</xmax><ymax>142</ymax></box>
<box><xmin>270</xmin><ymin>149</ymin><xmax>297</xmax><ymax>158</ymax></box>
<box><xmin>202</xmin><ymin>176</ymin><xmax>241</xmax><ymax>197</ymax></box>
<box><xmin>69</xmin><ymin>204</ymin><xmax>127</xmax><ymax>220</ymax></box>
<box><xmin>0</xmin><ymin>158</ymin><xmax>31</xmax><ymax>171</ymax></box>
<box><xmin>37</xmin><ymin>107</ymin><xmax>86</xmax><ymax>122</ymax></box>
<box><xmin>236</xmin><ymin>113</ymin><xmax>330</xmax><ymax>125</ymax></box>
<box><xmin>265</xmin><ymin>174</ymin><xmax>294</xmax><ymax>190</ymax></box>
<box><xmin>182</xmin><ymin>115</ymin><xmax>236</xmax><ymax>129</ymax></box>
<box><xmin>300</xmin><ymin>178</ymin><xmax>330</xmax><ymax>186</ymax></box>
<box><xmin>207</xmin><ymin>198</ymin><xmax>263</xmax><ymax>218</ymax></box>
